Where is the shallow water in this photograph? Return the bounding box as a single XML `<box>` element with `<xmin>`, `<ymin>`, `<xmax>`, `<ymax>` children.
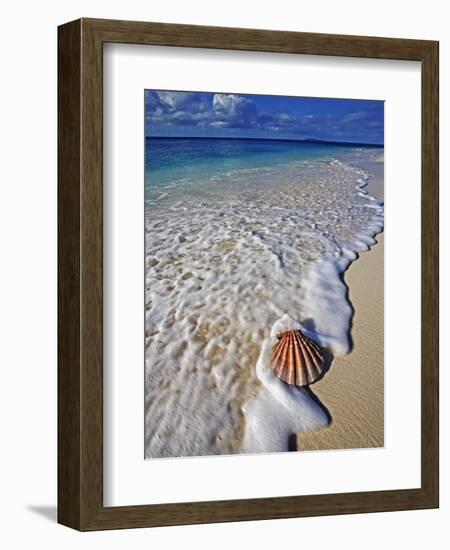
<box><xmin>144</xmin><ymin>140</ymin><xmax>384</xmax><ymax>458</ymax></box>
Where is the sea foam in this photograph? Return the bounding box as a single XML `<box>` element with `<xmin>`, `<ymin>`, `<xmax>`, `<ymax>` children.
<box><xmin>144</xmin><ymin>150</ymin><xmax>384</xmax><ymax>458</ymax></box>
<box><xmin>241</xmin><ymin>314</ymin><xmax>330</xmax><ymax>454</ymax></box>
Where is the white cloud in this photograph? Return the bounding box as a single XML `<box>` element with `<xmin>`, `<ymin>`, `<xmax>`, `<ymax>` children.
<box><xmin>212</xmin><ymin>94</ymin><xmax>251</xmax><ymax>115</ymax></box>
<box><xmin>210</xmin><ymin>121</ymin><xmax>228</xmax><ymax>128</ymax></box>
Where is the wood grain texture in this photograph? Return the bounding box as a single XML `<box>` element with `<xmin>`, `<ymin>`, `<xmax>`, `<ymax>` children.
<box><xmin>57</xmin><ymin>19</ymin><xmax>82</xmax><ymax>529</ymax></box>
<box><xmin>420</xmin><ymin>41</ymin><xmax>439</xmax><ymax>506</ymax></box>
<box><xmin>58</xmin><ymin>18</ymin><xmax>439</xmax><ymax>531</ymax></box>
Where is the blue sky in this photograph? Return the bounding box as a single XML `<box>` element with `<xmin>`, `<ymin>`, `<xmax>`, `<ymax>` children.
<box><xmin>145</xmin><ymin>90</ymin><xmax>384</xmax><ymax>144</ymax></box>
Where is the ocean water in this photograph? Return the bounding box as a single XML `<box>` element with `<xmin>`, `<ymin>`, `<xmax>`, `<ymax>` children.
<box><xmin>144</xmin><ymin>137</ymin><xmax>384</xmax><ymax>458</ymax></box>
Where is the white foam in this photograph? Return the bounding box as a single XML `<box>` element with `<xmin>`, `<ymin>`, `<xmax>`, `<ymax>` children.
<box><xmin>144</xmin><ymin>150</ymin><xmax>384</xmax><ymax>458</ymax></box>
<box><xmin>241</xmin><ymin>314</ymin><xmax>329</xmax><ymax>454</ymax></box>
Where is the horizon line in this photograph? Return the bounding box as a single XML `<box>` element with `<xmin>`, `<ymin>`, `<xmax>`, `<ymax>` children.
<box><xmin>145</xmin><ymin>135</ymin><xmax>384</xmax><ymax>147</ymax></box>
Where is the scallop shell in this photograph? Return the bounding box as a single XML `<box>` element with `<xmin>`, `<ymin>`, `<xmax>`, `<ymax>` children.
<box><xmin>270</xmin><ymin>329</ymin><xmax>325</xmax><ymax>387</ymax></box>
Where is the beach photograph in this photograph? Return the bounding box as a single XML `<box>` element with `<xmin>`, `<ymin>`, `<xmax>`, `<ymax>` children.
<box><xmin>144</xmin><ymin>90</ymin><xmax>384</xmax><ymax>459</ymax></box>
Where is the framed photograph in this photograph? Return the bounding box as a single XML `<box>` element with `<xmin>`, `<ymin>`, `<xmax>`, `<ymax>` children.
<box><xmin>58</xmin><ymin>18</ymin><xmax>439</xmax><ymax>530</ymax></box>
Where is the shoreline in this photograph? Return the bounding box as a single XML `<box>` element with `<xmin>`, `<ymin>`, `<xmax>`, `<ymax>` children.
<box><xmin>296</xmin><ymin>154</ymin><xmax>384</xmax><ymax>451</ymax></box>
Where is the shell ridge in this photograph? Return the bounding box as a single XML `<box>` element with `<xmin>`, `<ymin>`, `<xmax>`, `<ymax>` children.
<box><xmin>289</xmin><ymin>333</ymin><xmax>297</xmax><ymax>384</ymax></box>
<box><xmin>270</xmin><ymin>329</ymin><xmax>325</xmax><ymax>387</ymax></box>
<box><xmin>292</xmin><ymin>331</ymin><xmax>307</xmax><ymax>385</ymax></box>
<box><xmin>296</xmin><ymin>331</ymin><xmax>323</xmax><ymax>370</ymax></box>
<box><xmin>296</xmin><ymin>333</ymin><xmax>322</xmax><ymax>382</ymax></box>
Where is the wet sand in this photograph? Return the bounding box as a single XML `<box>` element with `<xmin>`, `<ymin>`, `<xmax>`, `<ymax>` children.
<box><xmin>297</xmin><ymin>155</ymin><xmax>384</xmax><ymax>451</ymax></box>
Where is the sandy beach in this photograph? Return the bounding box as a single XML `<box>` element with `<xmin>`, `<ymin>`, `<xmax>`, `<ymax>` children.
<box><xmin>297</xmin><ymin>154</ymin><xmax>384</xmax><ymax>451</ymax></box>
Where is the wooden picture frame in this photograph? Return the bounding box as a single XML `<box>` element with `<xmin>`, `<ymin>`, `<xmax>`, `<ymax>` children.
<box><xmin>58</xmin><ymin>18</ymin><xmax>439</xmax><ymax>531</ymax></box>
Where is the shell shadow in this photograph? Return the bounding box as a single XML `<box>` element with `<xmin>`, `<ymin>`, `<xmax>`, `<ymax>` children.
<box><xmin>285</xmin><ymin>321</ymin><xmax>334</xmax><ymax>450</ymax></box>
<box><xmin>289</xmin><ymin>385</ymin><xmax>333</xmax><ymax>452</ymax></box>
<box><xmin>313</xmin><ymin>347</ymin><xmax>334</xmax><ymax>383</ymax></box>
<box><xmin>288</xmin><ymin>379</ymin><xmax>333</xmax><ymax>452</ymax></box>
<box><xmin>300</xmin><ymin>347</ymin><xmax>333</xmax><ymax>433</ymax></box>
<box><xmin>304</xmin><ymin>386</ymin><xmax>332</xmax><ymax>425</ymax></box>
<box><xmin>300</xmin><ymin>316</ymin><xmax>318</xmax><ymax>333</ymax></box>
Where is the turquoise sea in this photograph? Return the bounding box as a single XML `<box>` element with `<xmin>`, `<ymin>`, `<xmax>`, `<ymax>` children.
<box><xmin>145</xmin><ymin>137</ymin><xmax>382</xmax><ymax>196</ymax></box>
